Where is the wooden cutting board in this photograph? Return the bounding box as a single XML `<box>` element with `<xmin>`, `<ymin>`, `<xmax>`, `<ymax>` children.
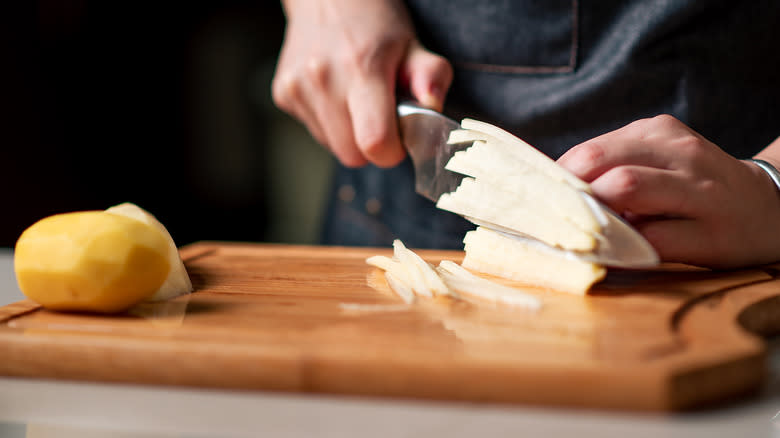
<box><xmin>1</xmin><ymin>242</ymin><xmax>779</xmax><ymax>411</ymax></box>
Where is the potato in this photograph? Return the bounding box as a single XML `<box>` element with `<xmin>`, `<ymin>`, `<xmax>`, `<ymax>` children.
<box><xmin>14</xmin><ymin>211</ymin><xmax>171</xmax><ymax>313</ymax></box>
<box><xmin>105</xmin><ymin>202</ymin><xmax>192</xmax><ymax>301</ymax></box>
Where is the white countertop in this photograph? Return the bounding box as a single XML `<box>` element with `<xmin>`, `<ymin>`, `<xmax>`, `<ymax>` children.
<box><xmin>1</xmin><ymin>248</ymin><xmax>779</xmax><ymax>438</ymax></box>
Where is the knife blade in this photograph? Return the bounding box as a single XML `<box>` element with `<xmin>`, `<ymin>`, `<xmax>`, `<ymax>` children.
<box><xmin>397</xmin><ymin>101</ymin><xmax>465</xmax><ymax>202</ymax></box>
<box><xmin>396</xmin><ymin>101</ymin><xmax>659</xmax><ymax>268</ymax></box>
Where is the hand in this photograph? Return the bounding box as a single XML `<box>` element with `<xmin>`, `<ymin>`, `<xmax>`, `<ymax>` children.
<box><xmin>271</xmin><ymin>0</ymin><xmax>453</xmax><ymax>168</ymax></box>
<box><xmin>557</xmin><ymin>115</ymin><xmax>780</xmax><ymax>268</ymax></box>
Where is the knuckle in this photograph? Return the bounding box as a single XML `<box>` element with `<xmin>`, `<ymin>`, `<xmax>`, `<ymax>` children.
<box><xmin>695</xmin><ymin>177</ymin><xmax>719</xmax><ymax>196</ymax></box>
<box><xmin>343</xmin><ymin>38</ymin><xmax>397</xmax><ymax>75</ymax></box>
<box><xmin>304</xmin><ymin>57</ymin><xmax>329</xmax><ymax>87</ymax></box>
<box><xmin>610</xmin><ymin>167</ymin><xmax>641</xmax><ymax>197</ymax></box>
<box><xmin>651</xmin><ymin>113</ymin><xmax>680</xmax><ymax>127</ymax></box>
<box><xmin>625</xmin><ymin>117</ymin><xmax>655</xmax><ymax>139</ymax></box>
<box><xmin>271</xmin><ymin>74</ymin><xmax>300</xmax><ymax>109</ymax></box>
<box><xmin>343</xmin><ymin>49</ymin><xmax>374</xmax><ymax>74</ymax></box>
<box><xmin>356</xmin><ymin>124</ymin><xmax>393</xmax><ymax>156</ymax></box>
<box><xmin>674</xmin><ymin>134</ymin><xmax>705</xmax><ymax>157</ymax></box>
<box><xmin>626</xmin><ymin>116</ymin><xmax>652</xmax><ymax>131</ymax></box>
<box><xmin>575</xmin><ymin>141</ymin><xmax>607</xmax><ymax>166</ymax></box>
<box><xmin>626</xmin><ymin>114</ymin><xmax>682</xmax><ymax>141</ymax></box>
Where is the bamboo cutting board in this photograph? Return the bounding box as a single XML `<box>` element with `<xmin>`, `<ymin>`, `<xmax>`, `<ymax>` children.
<box><xmin>1</xmin><ymin>242</ymin><xmax>779</xmax><ymax>411</ymax></box>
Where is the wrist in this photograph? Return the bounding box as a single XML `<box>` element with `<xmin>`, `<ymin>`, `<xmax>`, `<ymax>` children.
<box><xmin>747</xmin><ymin>159</ymin><xmax>780</xmax><ymax>194</ymax></box>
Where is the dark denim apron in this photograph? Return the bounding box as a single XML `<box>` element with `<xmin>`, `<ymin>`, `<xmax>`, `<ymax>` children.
<box><xmin>321</xmin><ymin>0</ymin><xmax>780</xmax><ymax>249</ymax></box>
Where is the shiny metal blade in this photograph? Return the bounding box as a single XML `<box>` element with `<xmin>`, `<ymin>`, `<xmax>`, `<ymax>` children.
<box><xmin>397</xmin><ymin>101</ymin><xmax>464</xmax><ymax>201</ymax></box>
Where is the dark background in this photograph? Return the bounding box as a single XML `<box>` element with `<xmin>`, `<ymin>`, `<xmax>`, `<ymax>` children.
<box><xmin>1</xmin><ymin>1</ymin><xmax>330</xmax><ymax>248</ymax></box>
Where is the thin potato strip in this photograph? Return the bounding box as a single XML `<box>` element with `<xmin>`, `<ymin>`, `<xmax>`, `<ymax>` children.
<box><xmin>366</xmin><ymin>255</ymin><xmax>411</xmax><ymax>285</ymax></box>
<box><xmin>384</xmin><ymin>272</ymin><xmax>415</xmax><ymax>304</ymax></box>
<box><xmin>447</xmin><ymin>129</ymin><xmax>491</xmax><ymax>145</ymax></box>
<box><xmin>437</xmin><ymin>260</ymin><xmax>541</xmax><ymax>311</ymax></box>
<box><xmin>392</xmin><ymin>240</ymin><xmax>451</xmax><ymax>297</ymax></box>
<box><xmin>392</xmin><ymin>240</ymin><xmax>434</xmax><ymax>297</ymax></box>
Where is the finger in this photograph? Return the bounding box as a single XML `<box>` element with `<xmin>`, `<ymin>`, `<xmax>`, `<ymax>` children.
<box><xmin>589</xmin><ymin>166</ymin><xmax>697</xmax><ymax>217</ymax></box>
<box><xmin>635</xmin><ymin>219</ymin><xmax>721</xmax><ymax>267</ymax></box>
<box><xmin>310</xmin><ymin>96</ymin><xmax>366</xmax><ymax>167</ymax></box>
<box><xmin>559</xmin><ymin>136</ymin><xmax>671</xmax><ymax>183</ymax></box>
<box><xmin>346</xmin><ymin>74</ymin><xmax>405</xmax><ymax>167</ymax></box>
<box><xmin>272</xmin><ymin>72</ymin><xmax>329</xmax><ymax>146</ymax></box>
<box><xmin>293</xmin><ymin>57</ymin><xmax>367</xmax><ymax>167</ymax></box>
<box><xmin>401</xmin><ymin>41</ymin><xmax>452</xmax><ymax>112</ymax></box>
<box><xmin>557</xmin><ymin>116</ymin><xmax>686</xmax><ymax>182</ymax></box>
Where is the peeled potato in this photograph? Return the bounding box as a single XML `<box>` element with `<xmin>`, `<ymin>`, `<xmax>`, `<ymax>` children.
<box><xmin>14</xmin><ymin>211</ymin><xmax>172</xmax><ymax>313</ymax></box>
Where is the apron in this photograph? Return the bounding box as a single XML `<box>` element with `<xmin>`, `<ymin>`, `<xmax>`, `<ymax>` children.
<box><xmin>320</xmin><ymin>0</ymin><xmax>780</xmax><ymax>248</ymax></box>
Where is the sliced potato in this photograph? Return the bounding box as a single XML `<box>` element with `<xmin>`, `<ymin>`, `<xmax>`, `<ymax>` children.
<box><xmin>443</xmin><ymin>138</ymin><xmax>599</xmax><ymax>234</ymax></box>
<box><xmin>459</xmin><ymin>119</ymin><xmax>591</xmax><ymax>192</ymax></box>
<box><xmin>436</xmin><ymin>119</ymin><xmax>609</xmax><ymax>295</ymax></box>
<box><xmin>461</xmin><ymin>227</ymin><xmax>606</xmax><ymax>295</ymax></box>
<box><xmin>439</xmin><ymin>123</ymin><xmax>602</xmax><ymax>252</ymax></box>
<box><xmin>437</xmin><ymin>177</ymin><xmax>596</xmax><ymax>251</ymax></box>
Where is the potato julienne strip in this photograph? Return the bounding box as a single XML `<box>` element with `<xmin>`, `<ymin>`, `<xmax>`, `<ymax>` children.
<box><xmin>365</xmin><ymin>255</ymin><xmax>416</xmax><ymax>303</ymax></box>
<box><xmin>392</xmin><ymin>240</ymin><xmax>434</xmax><ymax>297</ymax></box>
<box><xmin>384</xmin><ymin>272</ymin><xmax>415</xmax><ymax>304</ymax></box>
<box><xmin>424</xmin><ymin>261</ymin><xmax>459</xmax><ymax>298</ymax></box>
<box><xmin>366</xmin><ymin>255</ymin><xmax>411</xmax><ymax>285</ymax></box>
<box><xmin>392</xmin><ymin>240</ymin><xmax>453</xmax><ymax>297</ymax></box>
<box><xmin>437</xmin><ymin>260</ymin><xmax>541</xmax><ymax>311</ymax></box>
<box><xmin>447</xmin><ymin>129</ymin><xmax>491</xmax><ymax>145</ymax></box>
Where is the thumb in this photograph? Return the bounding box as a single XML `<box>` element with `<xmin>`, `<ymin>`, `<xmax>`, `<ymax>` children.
<box><xmin>400</xmin><ymin>41</ymin><xmax>453</xmax><ymax>112</ymax></box>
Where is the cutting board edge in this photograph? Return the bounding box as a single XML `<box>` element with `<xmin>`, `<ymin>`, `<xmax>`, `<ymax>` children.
<box><xmin>0</xmin><ymin>328</ymin><xmax>681</xmax><ymax>411</ymax></box>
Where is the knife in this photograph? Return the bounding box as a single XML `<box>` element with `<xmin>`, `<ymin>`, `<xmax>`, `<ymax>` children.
<box><xmin>396</xmin><ymin>100</ymin><xmax>659</xmax><ymax>268</ymax></box>
<box><xmin>396</xmin><ymin>101</ymin><xmax>466</xmax><ymax>202</ymax></box>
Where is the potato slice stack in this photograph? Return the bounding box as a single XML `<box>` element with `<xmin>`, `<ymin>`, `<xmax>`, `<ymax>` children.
<box><xmin>436</xmin><ymin>119</ymin><xmax>607</xmax><ymax>295</ymax></box>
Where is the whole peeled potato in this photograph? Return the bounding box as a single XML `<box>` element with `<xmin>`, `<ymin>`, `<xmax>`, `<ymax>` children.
<box><xmin>14</xmin><ymin>211</ymin><xmax>171</xmax><ymax>313</ymax></box>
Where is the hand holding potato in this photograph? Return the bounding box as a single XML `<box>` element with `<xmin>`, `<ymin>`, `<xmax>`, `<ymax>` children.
<box><xmin>558</xmin><ymin>115</ymin><xmax>780</xmax><ymax>268</ymax></box>
<box><xmin>272</xmin><ymin>0</ymin><xmax>453</xmax><ymax>167</ymax></box>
